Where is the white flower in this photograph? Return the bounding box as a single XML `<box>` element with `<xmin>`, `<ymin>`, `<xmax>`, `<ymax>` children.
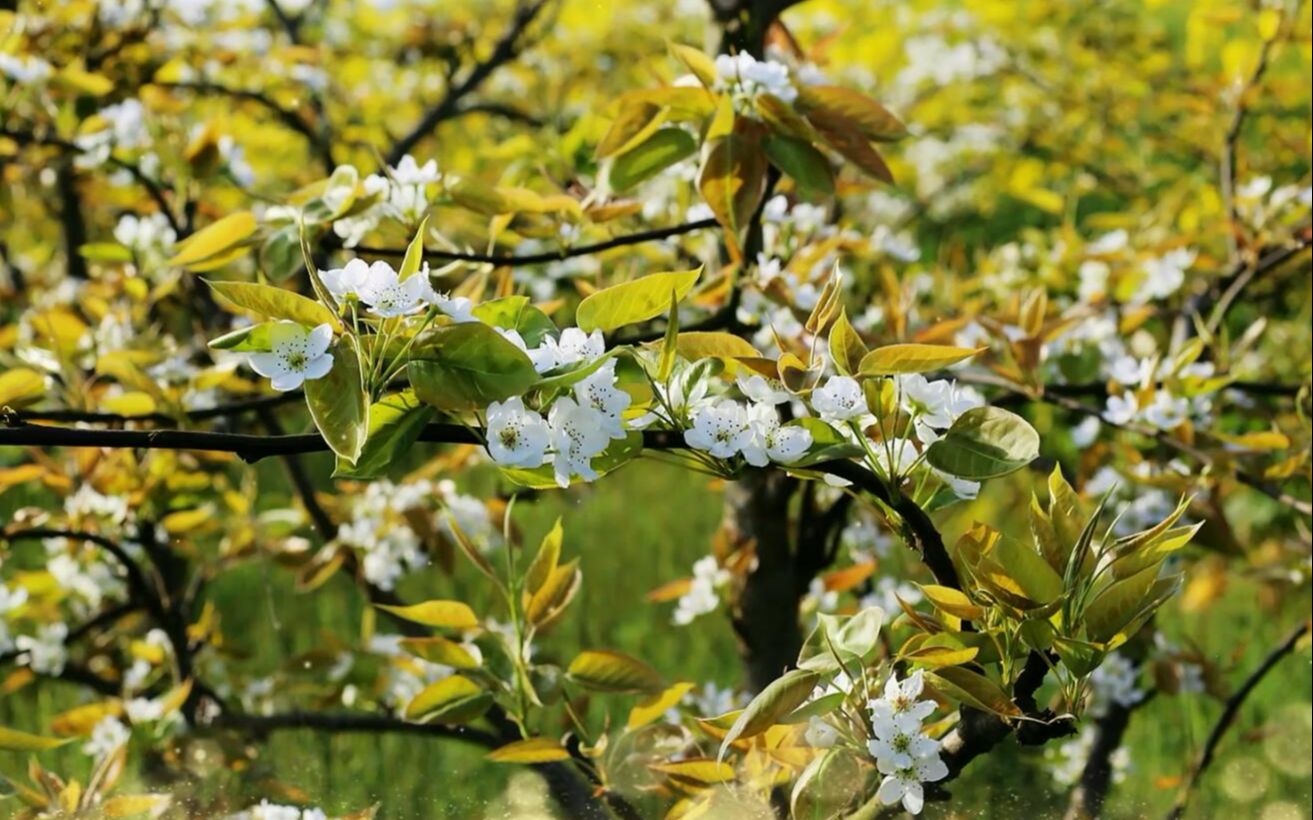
<box><xmin>869</xmin><ymin>670</ymin><xmax>937</xmax><ymax>737</ymax></box>
<box><xmin>83</xmin><ymin>717</ymin><xmax>130</xmax><ymax>759</ymax></box>
<box><xmin>1143</xmin><ymin>390</ymin><xmax>1189</xmax><ymax>430</ymax></box>
<box><xmin>16</xmin><ymin>623</ymin><xmax>69</xmax><ymax>675</ymax></box>
<box><xmin>1071</xmin><ymin>416</ymin><xmax>1102</xmax><ymax>448</ymax></box>
<box><xmin>543</xmin><ymin>327</ymin><xmax>605</xmax><ymax>369</ymax></box>
<box><xmin>358</xmin><ymin>262</ymin><xmax>431</xmax><ymax>317</ymax></box>
<box><xmin>804</xmin><ymin>716</ymin><xmax>840</xmax><ymax>748</ymax></box>
<box><xmin>713</xmin><ymin>52</ymin><xmax>797</xmax><ymax>103</ymax></box>
<box><xmin>741</xmin><ymin>403</ymin><xmax>813</xmax><ymax>466</ymax></box>
<box><xmin>737</xmin><ymin>372</ymin><xmax>790</xmax><ymax>405</ymax></box>
<box><xmin>497</xmin><ymin>328</ymin><xmax>558</xmax><ymax>373</ymax></box>
<box><xmin>874</xmin><ymin>756</ymin><xmax>949</xmax><ymax>815</ymax></box>
<box><xmin>898</xmin><ymin>374</ymin><xmax>954</xmax><ymax>441</ymax></box>
<box><xmin>1103</xmin><ymin>392</ymin><xmax>1138</xmax><ymax>425</ymax></box>
<box><xmin>1139</xmin><ymin>248</ymin><xmax>1195</xmax><ymax>301</ymax></box>
<box><xmin>672</xmin><ymin>556</ymin><xmax>730</xmax><ymax>625</ymax></box>
<box><xmin>684</xmin><ymin>399</ymin><xmax>753</xmax><ymax>459</ymax></box>
<box><xmin>390</xmin><ymin>154</ymin><xmax>440</xmax><ymax>186</ymax></box>
<box><xmin>548</xmin><ymin>397</ymin><xmax>612</xmax><ymax>488</ymax></box>
<box><xmin>1088</xmin><ymin>653</ymin><xmax>1145</xmax><ymax>716</ymax></box>
<box><xmin>0</xmin><ymin>53</ymin><xmax>54</xmax><ymax>84</ymax></box>
<box><xmin>573</xmin><ymin>360</ymin><xmax>631</xmax><ymax>439</ymax></box>
<box><xmin>1108</xmin><ymin>355</ymin><xmax>1149</xmax><ymax>386</ymax></box>
<box><xmin>319</xmin><ymin>258</ymin><xmax>379</xmax><ymax>305</ymax></box>
<box><xmin>485</xmin><ymin>397</ymin><xmax>550</xmax><ymax>468</ymax></box>
<box><xmin>812</xmin><ymin>375</ymin><xmax>867</xmax><ymax>424</ymax></box>
<box><xmin>248</xmin><ymin>322</ymin><xmax>334</xmax><ymax>391</ymax></box>
<box><xmin>125</xmin><ymin>696</ymin><xmax>165</xmax><ymax>723</ymax></box>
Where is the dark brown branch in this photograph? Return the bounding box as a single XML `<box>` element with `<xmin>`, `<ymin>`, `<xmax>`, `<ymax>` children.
<box><xmin>213</xmin><ymin>709</ymin><xmax>500</xmax><ymax>747</ymax></box>
<box><xmin>154</xmin><ymin>81</ymin><xmax>334</xmax><ymax>171</ymax></box>
<box><xmin>1167</xmin><ymin>621</ymin><xmax>1310</xmax><ymax>820</ymax></box>
<box><xmin>7</xmin><ymin>392</ymin><xmax>304</xmax><ymax>426</ymax></box>
<box><xmin>355</xmin><ymin>217</ymin><xmax>718</xmax><ymax>267</ymax></box>
<box><xmin>55</xmin><ymin>160</ymin><xmax>89</xmax><ymax>280</ymax></box>
<box><xmin>384</xmin><ymin>0</ymin><xmax>553</xmax><ymax>166</ymax></box>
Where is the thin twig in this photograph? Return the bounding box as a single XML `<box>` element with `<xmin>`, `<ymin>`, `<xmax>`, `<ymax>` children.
<box><xmin>1167</xmin><ymin>621</ymin><xmax>1310</xmax><ymax>820</ymax></box>
<box><xmin>355</xmin><ymin>217</ymin><xmax>718</xmax><ymax>266</ymax></box>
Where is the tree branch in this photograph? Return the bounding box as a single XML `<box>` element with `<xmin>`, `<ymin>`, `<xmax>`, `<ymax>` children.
<box><xmin>384</xmin><ymin>0</ymin><xmax>553</xmax><ymax>167</ymax></box>
<box><xmin>355</xmin><ymin>217</ymin><xmax>718</xmax><ymax>267</ymax></box>
<box><xmin>1167</xmin><ymin>620</ymin><xmax>1310</xmax><ymax>820</ymax></box>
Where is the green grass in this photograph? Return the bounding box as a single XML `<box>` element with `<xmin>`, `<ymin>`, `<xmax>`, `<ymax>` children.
<box><xmin>3</xmin><ymin>456</ymin><xmax>1310</xmax><ymax>818</ymax></box>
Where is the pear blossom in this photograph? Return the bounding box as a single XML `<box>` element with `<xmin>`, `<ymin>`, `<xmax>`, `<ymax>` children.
<box><xmin>430</xmin><ymin>290</ymin><xmax>477</xmax><ymax>323</ymax></box>
<box><xmin>684</xmin><ymin>399</ymin><xmax>754</xmax><ymax>459</ymax></box>
<box><xmin>573</xmin><ymin>360</ymin><xmax>631</xmax><ymax>439</ymax></box>
<box><xmin>869</xmin><ymin>670</ymin><xmax>938</xmax><ymax>736</ymax></box>
<box><xmin>248</xmin><ymin>322</ymin><xmax>334</xmax><ymax>391</ymax></box>
<box><xmin>16</xmin><ymin>623</ymin><xmax>69</xmax><ymax>675</ymax></box>
<box><xmin>358</xmin><ymin>262</ymin><xmax>431</xmax><ymax>317</ymax></box>
<box><xmin>874</xmin><ymin>757</ymin><xmax>950</xmax><ymax>815</ymax></box>
<box><xmin>543</xmin><ymin>327</ymin><xmax>605</xmax><ymax>369</ymax></box>
<box><xmin>319</xmin><ymin>258</ymin><xmax>379</xmax><ymax>305</ymax></box>
<box><xmin>485</xmin><ymin>397</ymin><xmax>550</xmax><ymax>468</ymax></box>
<box><xmin>713</xmin><ymin>52</ymin><xmax>797</xmax><ymax>104</ymax></box>
<box><xmin>737</xmin><ymin>372</ymin><xmax>790</xmax><ymax>404</ymax></box>
<box><xmin>1142</xmin><ymin>390</ymin><xmax>1189</xmax><ymax>430</ymax></box>
<box><xmin>804</xmin><ymin>715</ymin><xmax>840</xmax><ymax>748</ymax></box>
<box><xmin>741</xmin><ymin>403</ymin><xmax>813</xmax><ymax>466</ymax></box>
<box><xmin>672</xmin><ymin>556</ymin><xmax>730</xmax><ymax>625</ymax></box>
<box><xmin>812</xmin><ymin>375</ymin><xmax>868</xmax><ymax>424</ymax></box>
<box><xmin>83</xmin><ymin>717</ymin><xmax>131</xmax><ymax>759</ymax></box>
<box><xmin>1103</xmin><ymin>392</ymin><xmax>1138</xmax><ymax>425</ymax></box>
<box><xmin>548</xmin><ymin>397</ymin><xmax>612</xmax><ymax>488</ymax></box>
<box><xmin>496</xmin><ymin>328</ymin><xmax>558</xmax><ymax>373</ymax></box>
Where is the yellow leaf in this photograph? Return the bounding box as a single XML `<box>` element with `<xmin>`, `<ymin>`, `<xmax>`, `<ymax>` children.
<box><xmin>0</xmin><ymin>367</ymin><xmax>46</xmax><ymax>406</ymax></box>
<box><xmin>376</xmin><ymin>600</ymin><xmax>479</xmax><ymax>630</ymax></box>
<box><xmin>168</xmin><ymin>212</ymin><xmax>258</xmax><ymax>268</ymax></box>
<box><xmin>0</xmin><ymin>725</ymin><xmax>72</xmax><ymax>751</ymax></box>
<box><xmin>628</xmin><ymin>681</ymin><xmax>696</xmax><ymax>730</ymax></box>
<box><xmin>567</xmin><ymin>649</ymin><xmax>663</xmax><ymax>693</ymax></box>
<box><xmin>486</xmin><ymin>737</ymin><xmax>571</xmax><ymax>764</ymax></box>
<box><xmin>858</xmin><ymin>344</ymin><xmax>983</xmax><ymax>376</ymax></box>
<box><xmin>650</xmin><ymin>758</ymin><xmax>736</xmax><ymax>784</ymax></box>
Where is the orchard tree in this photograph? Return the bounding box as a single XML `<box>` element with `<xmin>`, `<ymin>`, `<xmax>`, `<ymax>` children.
<box><xmin>1</xmin><ymin>0</ymin><xmax>1310</xmax><ymax>818</ymax></box>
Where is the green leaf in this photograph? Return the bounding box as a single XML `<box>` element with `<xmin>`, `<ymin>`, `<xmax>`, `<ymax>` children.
<box><xmin>719</xmin><ymin>669</ymin><xmax>820</xmax><ymax>759</ymax></box>
<box><xmin>566</xmin><ymin>649</ymin><xmax>663</xmax><ymax>693</ymax></box>
<box><xmin>79</xmin><ymin>242</ymin><xmax>133</xmax><ymax>263</ymax></box>
<box><xmin>305</xmin><ymin>335</ymin><xmax>368</xmax><ymax>465</ymax></box>
<box><xmin>405</xmin><ymin>675</ymin><xmax>491</xmax><ymax>723</ymax></box>
<box><xmin>858</xmin><ymin>343</ymin><xmax>982</xmax><ymax>375</ymax></box>
<box><xmin>376</xmin><ymin>599</ymin><xmax>479</xmax><ymax>629</ymax></box>
<box><xmin>259</xmin><ymin>227</ymin><xmax>302</xmax><ymax>282</ymax></box>
<box><xmin>597</xmin><ymin>100</ymin><xmax>665</xmax><ymax>159</ymax></box>
<box><xmin>789</xmin><ymin>417</ymin><xmax>864</xmax><ymax>467</ymax></box>
<box><xmin>827</xmin><ymin>308</ymin><xmax>868</xmax><ymax>376</ymax></box>
<box><xmin>1084</xmin><ymin>564</ymin><xmax>1162</xmax><ymax>643</ymax></box>
<box><xmin>169</xmin><ymin>212</ymin><xmax>258</xmax><ymax>268</ymax></box>
<box><xmin>399</xmin><ymin>636</ymin><xmax>481</xmax><ymax>670</ymax></box>
<box><xmin>334</xmin><ymin>390</ymin><xmax>435</xmax><ymax>479</ymax></box>
<box><xmin>398</xmin><ymin>215</ymin><xmax>429</xmax><ymax>280</ymax></box>
<box><xmin>0</xmin><ymin>726</ymin><xmax>71</xmax><ymax>752</ymax></box>
<box><xmin>658</xmin><ymin>290</ymin><xmax>680</xmax><ymax>381</ymax></box>
<box><xmin>408</xmin><ymin>323</ymin><xmax>539</xmax><ymax>412</ymax></box>
<box><xmin>206</xmin><ymin>279</ymin><xmax>340</xmax><ymax>330</ymax></box>
<box><xmin>763</xmin><ymin>134</ymin><xmax>835</xmax><ymax>197</ymax></box>
<box><xmin>472</xmin><ymin>296</ymin><xmax>558</xmax><ymax>347</ymax></box>
<box><xmin>1053</xmin><ymin>637</ymin><xmax>1105</xmax><ymax>677</ymax></box>
<box><xmin>207</xmin><ymin>322</ymin><xmax>282</xmax><ymax>351</ymax></box>
<box><xmin>674</xmin><ymin>331</ymin><xmax>761</xmax><ymax>361</ymax></box>
<box><xmin>925</xmin><ymin>406</ymin><xmax>1040</xmax><ymax>480</ymax></box>
<box><xmin>668</xmin><ymin>42</ymin><xmax>717</xmax><ymax>88</ymax></box>
<box><xmin>928</xmin><ymin>667</ymin><xmax>1021</xmax><ymax>718</ymax></box>
<box><xmin>992</xmin><ymin>536</ymin><xmax>1064</xmax><ymax>606</ymax></box>
<box><xmin>575</xmin><ymin>268</ymin><xmax>701</xmax><ymax>333</ymax></box>
<box><xmin>791</xmin><ymin>747</ymin><xmax>866</xmax><ymax>820</ymax></box>
<box><xmin>698</xmin><ymin>133</ymin><xmax>768</xmax><ymax>257</ymax></box>
<box><xmin>796</xmin><ymin>85</ymin><xmax>907</xmax><ymax>142</ymax></box>
<box><xmin>609</xmin><ymin>127</ymin><xmax>697</xmax><ymax>192</ymax></box>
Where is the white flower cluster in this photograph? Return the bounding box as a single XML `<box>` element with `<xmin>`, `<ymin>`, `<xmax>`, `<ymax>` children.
<box><xmin>83</xmin><ymin>716</ymin><xmax>131</xmax><ymax>760</ymax></box>
<box><xmin>484</xmin><ymin>343</ymin><xmax>630</xmax><ymax>488</ymax></box>
<box><xmin>0</xmin><ymin>53</ymin><xmax>54</xmax><ymax>85</ymax></box>
<box><xmin>683</xmin><ymin>396</ymin><xmax>812</xmax><ymax>467</ymax></box>
<box><xmin>320</xmin><ymin>257</ymin><xmax>474</xmax><ymax>321</ymax></box>
<box><xmin>226</xmin><ymin>801</ymin><xmax>328</xmax><ymax>820</ymax></box>
<box><xmin>15</xmin><ymin>623</ymin><xmax>69</xmax><ymax>675</ymax></box>
<box><xmin>868</xmin><ymin>671</ymin><xmax>949</xmax><ymax>815</ymax></box>
<box><xmin>1048</xmin><ymin>725</ymin><xmax>1132</xmax><ymax>788</ymax></box>
<box><xmin>713</xmin><ymin>53</ymin><xmax>798</xmax><ymax>105</ymax></box>
<box><xmin>332</xmin><ymin>155</ymin><xmax>441</xmax><ymax>246</ymax></box>
<box><xmin>0</xmin><ymin>583</ymin><xmax>30</xmax><ymax>654</ymax></box>
<box><xmin>672</xmin><ymin>556</ymin><xmax>731</xmax><ymax>626</ymax></box>
<box><xmin>1087</xmin><ymin>652</ymin><xmax>1145</xmax><ymax>717</ymax></box>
